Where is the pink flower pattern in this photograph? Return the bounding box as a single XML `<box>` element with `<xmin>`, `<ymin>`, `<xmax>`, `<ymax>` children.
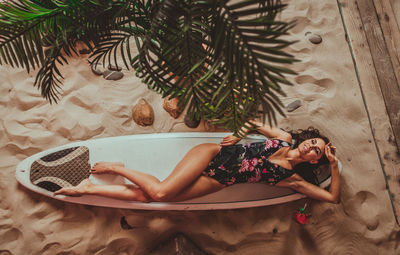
<box><xmin>227</xmin><ymin>177</ymin><xmax>236</xmax><ymax>185</ymax></box>
<box><xmin>248</xmin><ymin>170</ymin><xmax>262</xmax><ymax>183</ymax></box>
<box><xmin>239</xmin><ymin>159</ymin><xmax>250</xmax><ymax>173</ymax></box>
<box><xmin>203</xmin><ymin>139</ymin><xmax>293</xmax><ymax>186</ymax></box>
<box><xmin>265</xmin><ymin>139</ymin><xmax>280</xmax><ymax>150</ymax></box>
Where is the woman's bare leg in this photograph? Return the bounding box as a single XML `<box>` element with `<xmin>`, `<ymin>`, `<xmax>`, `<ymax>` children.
<box><xmin>54</xmin><ymin>175</ymin><xmax>224</xmax><ymax>202</ymax></box>
<box><xmin>54</xmin><ymin>179</ymin><xmax>152</xmax><ymax>202</ymax></box>
<box><xmin>170</xmin><ymin>176</ymin><xmax>225</xmax><ymax>202</ymax></box>
<box><xmin>92</xmin><ymin>143</ymin><xmax>221</xmax><ymax>201</ymax></box>
<box><xmin>90</xmin><ymin>162</ymin><xmax>161</xmax><ymax>184</ymax></box>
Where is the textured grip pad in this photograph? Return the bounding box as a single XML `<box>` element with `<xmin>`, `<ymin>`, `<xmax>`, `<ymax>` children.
<box><xmin>30</xmin><ymin>146</ymin><xmax>91</xmax><ymax>192</ymax></box>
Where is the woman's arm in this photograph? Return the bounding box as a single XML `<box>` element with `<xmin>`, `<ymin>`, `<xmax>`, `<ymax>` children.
<box><xmin>250</xmin><ymin>120</ymin><xmax>292</xmax><ymax>142</ymax></box>
<box><xmin>279</xmin><ymin>170</ymin><xmax>340</xmax><ymax>204</ymax></box>
<box><xmin>277</xmin><ymin>143</ymin><xmax>340</xmax><ymax>203</ymax></box>
<box><xmin>220</xmin><ymin>120</ymin><xmax>291</xmax><ymax>146</ymax></box>
<box><xmin>293</xmin><ymin>162</ymin><xmax>340</xmax><ymax>203</ymax></box>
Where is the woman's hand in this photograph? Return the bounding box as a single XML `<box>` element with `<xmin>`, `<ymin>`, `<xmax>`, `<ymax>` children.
<box><xmin>324</xmin><ymin>143</ymin><xmax>338</xmax><ymax>164</ymax></box>
<box><xmin>220</xmin><ymin>135</ymin><xmax>241</xmax><ymax>146</ymax></box>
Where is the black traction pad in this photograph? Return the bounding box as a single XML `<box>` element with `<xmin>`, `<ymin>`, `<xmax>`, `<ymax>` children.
<box><xmin>30</xmin><ymin>146</ymin><xmax>91</xmax><ymax>192</ymax></box>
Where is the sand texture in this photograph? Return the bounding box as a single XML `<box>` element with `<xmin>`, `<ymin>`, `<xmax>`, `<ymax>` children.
<box><xmin>1</xmin><ymin>0</ymin><xmax>399</xmax><ymax>254</ymax></box>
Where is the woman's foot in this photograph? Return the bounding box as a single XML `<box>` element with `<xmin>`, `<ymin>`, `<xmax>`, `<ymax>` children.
<box><xmin>90</xmin><ymin>162</ymin><xmax>124</xmax><ymax>174</ymax></box>
<box><xmin>54</xmin><ymin>179</ymin><xmax>92</xmax><ymax>197</ymax></box>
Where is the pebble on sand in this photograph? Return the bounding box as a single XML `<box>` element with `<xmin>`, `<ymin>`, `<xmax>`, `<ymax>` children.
<box><xmin>108</xmin><ymin>64</ymin><xmax>122</xmax><ymax>71</ymax></box>
<box><xmin>91</xmin><ymin>63</ymin><xmax>123</xmax><ymax>79</ymax></box>
<box><xmin>91</xmin><ymin>63</ymin><xmax>107</xmax><ymax>76</ymax></box>
<box><xmin>120</xmin><ymin>216</ymin><xmax>134</xmax><ymax>230</ymax></box>
<box><xmin>103</xmin><ymin>70</ymin><xmax>124</xmax><ymax>81</ymax></box>
<box><xmin>305</xmin><ymin>32</ymin><xmax>322</xmax><ymax>44</ymax></box>
<box><xmin>163</xmin><ymin>96</ymin><xmax>181</xmax><ymax>119</ymax></box>
<box><xmin>184</xmin><ymin>114</ymin><xmax>201</xmax><ymax>128</ymax></box>
<box><xmin>286</xmin><ymin>100</ymin><xmax>302</xmax><ymax>112</ymax></box>
<box><xmin>132</xmin><ymin>98</ymin><xmax>154</xmax><ymax>126</ymax></box>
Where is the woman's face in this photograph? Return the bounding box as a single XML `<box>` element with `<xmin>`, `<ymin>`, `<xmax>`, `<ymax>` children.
<box><xmin>298</xmin><ymin>138</ymin><xmax>326</xmax><ymax>164</ymax></box>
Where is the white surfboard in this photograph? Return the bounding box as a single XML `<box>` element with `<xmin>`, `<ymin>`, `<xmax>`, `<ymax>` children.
<box><xmin>15</xmin><ymin>132</ymin><xmax>341</xmax><ymax>210</ymax></box>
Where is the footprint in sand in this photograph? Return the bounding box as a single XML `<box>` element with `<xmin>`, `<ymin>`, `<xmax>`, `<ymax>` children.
<box><xmin>1</xmin><ymin>227</ymin><xmax>23</xmax><ymax>245</ymax></box>
<box><xmin>343</xmin><ymin>191</ymin><xmax>380</xmax><ymax>231</ymax></box>
<box><xmin>294</xmin><ymin>74</ymin><xmax>336</xmax><ymax>98</ymax></box>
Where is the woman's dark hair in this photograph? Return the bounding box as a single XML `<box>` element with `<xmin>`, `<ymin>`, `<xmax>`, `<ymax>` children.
<box><xmin>288</xmin><ymin>127</ymin><xmax>330</xmax><ymax>185</ymax></box>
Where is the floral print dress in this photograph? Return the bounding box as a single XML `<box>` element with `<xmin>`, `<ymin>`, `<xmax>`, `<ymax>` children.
<box><xmin>203</xmin><ymin>139</ymin><xmax>294</xmax><ymax>186</ymax></box>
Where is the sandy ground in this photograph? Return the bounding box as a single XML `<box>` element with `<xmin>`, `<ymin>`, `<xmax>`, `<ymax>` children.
<box><xmin>1</xmin><ymin>0</ymin><xmax>399</xmax><ymax>254</ymax></box>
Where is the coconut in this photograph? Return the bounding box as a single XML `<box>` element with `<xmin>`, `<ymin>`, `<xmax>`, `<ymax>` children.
<box><xmin>163</xmin><ymin>96</ymin><xmax>181</xmax><ymax>119</ymax></box>
<box><xmin>132</xmin><ymin>98</ymin><xmax>154</xmax><ymax>126</ymax></box>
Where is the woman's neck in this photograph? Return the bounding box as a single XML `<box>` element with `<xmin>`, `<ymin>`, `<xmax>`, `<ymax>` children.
<box><xmin>287</xmin><ymin>148</ymin><xmax>308</xmax><ymax>167</ymax></box>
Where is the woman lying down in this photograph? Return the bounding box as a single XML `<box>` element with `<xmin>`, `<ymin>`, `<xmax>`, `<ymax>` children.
<box><xmin>55</xmin><ymin>122</ymin><xmax>340</xmax><ymax>204</ymax></box>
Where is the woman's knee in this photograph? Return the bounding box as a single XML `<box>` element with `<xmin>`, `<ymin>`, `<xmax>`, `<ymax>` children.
<box><xmin>141</xmin><ymin>184</ymin><xmax>168</xmax><ymax>202</ymax></box>
<box><xmin>151</xmin><ymin>189</ymin><xmax>173</xmax><ymax>202</ymax></box>
<box><xmin>136</xmin><ymin>190</ymin><xmax>153</xmax><ymax>203</ymax></box>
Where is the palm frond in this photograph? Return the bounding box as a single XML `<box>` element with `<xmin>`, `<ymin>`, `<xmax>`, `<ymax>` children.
<box><xmin>89</xmin><ymin>1</ymin><xmax>152</xmax><ymax>71</ymax></box>
<box><xmin>134</xmin><ymin>0</ymin><xmax>297</xmax><ymax>135</ymax></box>
<box><xmin>0</xmin><ymin>0</ymin><xmax>297</xmax><ymax>135</ymax></box>
<box><xmin>34</xmin><ymin>46</ymin><xmax>64</xmax><ymax>103</ymax></box>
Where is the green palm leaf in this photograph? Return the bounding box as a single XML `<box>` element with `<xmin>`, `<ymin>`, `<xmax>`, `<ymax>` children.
<box><xmin>0</xmin><ymin>0</ymin><xmax>297</xmax><ymax>135</ymax></box>
<box><xmin>135</xmin><ymin>0</ymin><xmax>297</xmax><ymax>135</ymax></box>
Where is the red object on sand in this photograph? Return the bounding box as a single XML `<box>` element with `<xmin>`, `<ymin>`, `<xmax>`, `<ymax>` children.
<box><xmin>294</xmin><ymin>203</ymin><xmax>311</xmax><ymax>225</ymax></box>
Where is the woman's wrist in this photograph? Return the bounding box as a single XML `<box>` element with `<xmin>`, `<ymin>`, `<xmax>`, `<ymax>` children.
<box><xmin>329</xmin><ymin>160</ymin><xmax>338</xmax><ymax>168</ymax></box>
<box><xmin>251</xmin><ymin>121</ymin><xmax>263</xmax><ymax>135</ymax></box>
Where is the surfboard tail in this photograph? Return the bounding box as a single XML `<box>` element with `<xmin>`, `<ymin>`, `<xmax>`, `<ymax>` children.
<box><xmin>30</xmin><ymin>146</ymin><xmax>91</xmax><ymax>192</ymax></box>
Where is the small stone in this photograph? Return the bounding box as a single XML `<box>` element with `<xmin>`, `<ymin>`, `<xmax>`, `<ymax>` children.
<box><xmin>108</xmin><ymin>64</ymin><xmax>122</xmax><ymax>71</ymax></box>
<box><xmin>368</xmin><ymin>139</ymin><xmax>372</xmax><ymax>143</ymax></box>
<box><xmin>184</xmin><ymin>114</ymin><xmax>201</xmax><ymax>128</ymax></box>
<box><xmin>103</xmin><ymin>70</ymin><xmax>112</xmax><ymax>77</ymax></box>
<box><xmin>273</xmin><ymin>228</ymin><xmax>278</xmax><ymax>234</ymax></box>
<box><xmin>132</xmin><ymin>98</ymin><xmax>154</xmax><ymax>126</ymax></box>
<box><xmin>120</xmin><ymin>216</ymin><xmax>134</xmax><ymax>230</ymax></box>
<box><xmin>163</xmin><ymin>96</ymin><xmax>181</xmax><ymax>119</ymax></box>
<box><xmin>286</xmin><ymin>100</ymin><xmax>302</xmax><ymax>112</ymax></box>
<box><xmin>306</xmin><ymin>32</ymin><xmax>322</xmax><ymax>44</ymax></box>
<box><xmin>103</xmin><ymin>70</ymin><xmax>124</xmax><ymax>80</ymax></box>
<box><xmin>91</xmin><ymin>62</ymin><xmax>107</xmax><ymax>76</ymax></box>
